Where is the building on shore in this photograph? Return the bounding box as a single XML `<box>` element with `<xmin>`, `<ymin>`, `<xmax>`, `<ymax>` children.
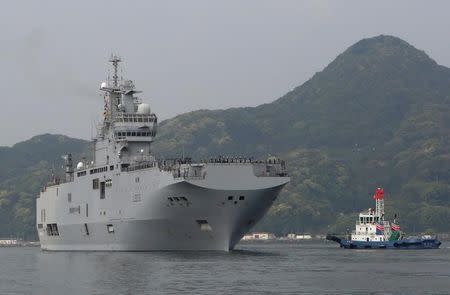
<box><xmin>286</xmin><ymin>234</ymin><xmax>313</xmax><ymax>240</ymax></box>
<box><xmin>0</xmin><ymin>239</ymin><xmax>20</xmax><ymax>247</ymax></box>
<box><xmin>242</xmin><ymin>232</ymin><xmax>276</xmax><ymax>241</ymax></box>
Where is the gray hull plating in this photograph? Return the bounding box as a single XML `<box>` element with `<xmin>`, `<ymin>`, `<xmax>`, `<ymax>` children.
<box><xmin>37</xmin><ymin>165</ymin><xmax>288</xmax><ymax>251</ymax></box>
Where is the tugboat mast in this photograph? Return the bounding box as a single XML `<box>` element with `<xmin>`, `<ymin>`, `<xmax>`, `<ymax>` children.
<box><xmin>374</xmin><ymin>187</ymin><xmax>385</xmax><ymax>220</ymax></box>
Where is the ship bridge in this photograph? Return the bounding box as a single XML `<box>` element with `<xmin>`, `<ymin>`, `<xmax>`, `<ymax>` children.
<box><xmin>92</xmin><ymin>55</ymin><xmax>159</xmax><ymax>166</ymax></box>
<box><xmin>114</xmin><ymin>113</ymin><xmax>158</xmax><ymax>142</ymax></box>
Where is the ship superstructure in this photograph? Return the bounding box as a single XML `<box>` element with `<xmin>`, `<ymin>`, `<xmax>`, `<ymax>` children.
<box><xmin>36</xmin><ymin>56</ymin><xmax>290</xmax><ymax>251</ymax></box>
<box><xmin>351</xmin><ymin>188</ymin><xmax>392</xmax><ymax>242</ymax></box>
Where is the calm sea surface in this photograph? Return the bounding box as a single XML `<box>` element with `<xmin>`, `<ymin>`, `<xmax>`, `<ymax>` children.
<box><xmin>0</xmin><ymin>241</ymin><xmax>449</xmax><ymax>295</ymax></box>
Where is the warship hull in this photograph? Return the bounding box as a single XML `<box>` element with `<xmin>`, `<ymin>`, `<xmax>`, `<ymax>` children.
<box><xmin>37</xmin><ymin>164</ymin><xmax>289</xmax><ymax>251</ymax></box>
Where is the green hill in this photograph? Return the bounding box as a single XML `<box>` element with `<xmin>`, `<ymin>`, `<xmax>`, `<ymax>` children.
<box><xmin>0</xmin><ymin>134</ymin><xmax>89</xmax><ymax>239</ymax></box>
<box><xmin>1</xmin><ymin>35</ymin><xmax>449</xmax><ymax>239</ymax></box>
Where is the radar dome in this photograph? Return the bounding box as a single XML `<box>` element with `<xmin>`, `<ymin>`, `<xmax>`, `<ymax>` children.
<box><xmin>100</xmin><ymin>82</ymin><xmax>107</xmax><ymax>90</ymax></box>
<box><xmin>137</xmin><ymin>103</ymin><xmax>151</xmax><ymax>114</ymax></box>
<box><xmin>76</xmin><ymin>162</ymin><xmax>84</xmax><ymax>169</ymax></box>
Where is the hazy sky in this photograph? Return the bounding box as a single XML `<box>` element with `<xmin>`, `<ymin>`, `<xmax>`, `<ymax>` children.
<box><xmin>2</xmin><ymin>0</ymin><xmax>450</xmax><ymax>146</ymax></box>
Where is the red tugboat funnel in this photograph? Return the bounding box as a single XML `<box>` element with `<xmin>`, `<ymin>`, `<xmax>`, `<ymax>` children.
<box><xmin>373</xmin><ymin>187</ymin><xmax>384</xmax><ymax>200</ymax></box>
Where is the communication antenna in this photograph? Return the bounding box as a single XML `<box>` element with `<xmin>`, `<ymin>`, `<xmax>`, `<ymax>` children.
<box><xmin>109</xmin><ymin>54</ymin><xmax>122</xmax><ymax>87</ymax></box>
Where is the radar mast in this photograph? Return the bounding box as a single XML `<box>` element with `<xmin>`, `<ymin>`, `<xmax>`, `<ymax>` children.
<box><xmin>109</xmin><ymin>54</ymin><xmax>122</xmax><ymax>87</ymax></box>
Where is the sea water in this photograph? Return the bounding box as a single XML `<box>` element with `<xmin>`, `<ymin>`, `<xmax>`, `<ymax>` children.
<box><xmin>0</xmin><ymin>241</ymin><xmax>449</xmax><ymax>294</ymax></box>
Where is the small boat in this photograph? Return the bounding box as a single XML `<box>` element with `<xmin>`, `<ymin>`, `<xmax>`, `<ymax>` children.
<box><xmin>327</xmin><ymin>188</ymin><xmax>441</xmax><ymax>249</ymax></box>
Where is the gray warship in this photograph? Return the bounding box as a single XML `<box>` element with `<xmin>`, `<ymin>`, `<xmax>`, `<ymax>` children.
<box><xmin>36</xmin><ymin>56</ymin><xmax>290</xmax><ymax>251</ymax></box>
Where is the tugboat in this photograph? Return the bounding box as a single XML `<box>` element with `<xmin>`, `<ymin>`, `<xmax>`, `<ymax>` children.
<box><xmin>327</xmin><ymin>188</ymin><xmax>441</xmax><ymax>249</ymax></box>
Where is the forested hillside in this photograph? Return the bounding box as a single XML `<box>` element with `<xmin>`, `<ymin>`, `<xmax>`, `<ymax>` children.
<box><xmin>0</xmin><ymin>135</ymin><xmax>88</xmax><ymax>239</ymax></box>
<box><xmin>1</xmin><ymin>35</ymin><xmax>449</xmax><ymax>239</ymax></box>
<box><xmin>154</xmin><ymin>35</ymin><xmax>450</xmax><ymax>234</ymax></box>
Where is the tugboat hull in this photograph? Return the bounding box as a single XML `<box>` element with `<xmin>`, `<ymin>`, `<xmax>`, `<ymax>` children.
<box><xmin>327</xmin><ymin>235</ymin><xmax>441</xmax><ymax>249</ymax></box>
